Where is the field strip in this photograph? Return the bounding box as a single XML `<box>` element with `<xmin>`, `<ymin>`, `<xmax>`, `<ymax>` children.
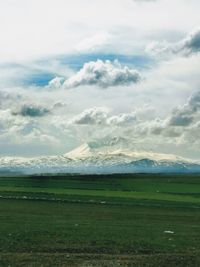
<box><xmin>1</xmin><ymin>194</ymin><xmax>200</xmax><ymax>209</ymax></box>
<box><xmin>0</xmin><ymin>185</ymin><xmax>200</xmax><ymax>204</ymax></box>
<box><xmin>1</xmin><ymin>252</ymin><xmax>199</xmax><ymax>258</ymax></box>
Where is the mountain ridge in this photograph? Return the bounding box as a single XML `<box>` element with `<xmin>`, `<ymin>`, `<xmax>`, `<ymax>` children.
<box><xmin>0</xmin><ymin>143</ymin><xmax>199</xmax><ymax>174</ymax></box>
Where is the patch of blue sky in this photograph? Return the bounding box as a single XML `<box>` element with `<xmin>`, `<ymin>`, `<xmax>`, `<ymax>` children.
<box><xmin>23</xmin><ymin>72</ymin><xmax>55</xmax><ymax>87</ymax></box>
<box><xmin>0</xmin><ymin>62</ymin><xmax>55</xmax><ymax>87</ymax></box>
<box><xmin>1</xmin><ymin>53</ymin><xmax>154</xmax><ymax>87</ymax></box>
<box><xmin>55</xmin><ymin>53</ymin><xmax>154</xmax><ymax>71</ymax></box>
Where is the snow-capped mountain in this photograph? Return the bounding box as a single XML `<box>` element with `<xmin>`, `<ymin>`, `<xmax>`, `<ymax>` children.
<box><xmin>65</xmin><ymin>143</ymin><xmax>184</xmax><ymax>161</ymax></box>
<box><xmin>0</xmin><ymin>143</ymin><xmax>200</xmax><ymax>174</ymax></box>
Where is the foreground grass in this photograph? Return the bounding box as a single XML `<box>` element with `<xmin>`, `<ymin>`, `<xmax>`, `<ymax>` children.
<box><xmin>1</xmin><ymin>253</ymin><xmax>200</xmax><ymax>267</ymax></box>
<box><xmin>0</xmin><ymin>173</ymin><xmax>200</xmax><ymax>266</ymax></box>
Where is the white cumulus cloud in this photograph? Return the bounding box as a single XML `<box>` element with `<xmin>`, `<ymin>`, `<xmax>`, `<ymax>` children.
<box><xmin>70</xmin><ymin>107</ymin><xmax>109</xmax><ymax>125</ymax></box>
<box><xmin>62</xmin><ymin>60</ymin><xmax>141</xmax><ymax>89</ymax></box>
<box><xmin>70</xmin><ymin>107</ymin><xmax>137</xmax><ymax>126</ymax></box>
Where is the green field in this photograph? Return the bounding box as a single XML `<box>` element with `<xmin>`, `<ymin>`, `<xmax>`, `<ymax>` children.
<box><xmin>0</xmin><ymin>173</ymin><xmax>200</xmax><ymax>266</ymax></box>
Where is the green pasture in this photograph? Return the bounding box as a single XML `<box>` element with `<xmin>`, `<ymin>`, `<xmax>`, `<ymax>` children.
<box><xmin>0</xmin><ymin>173</ymin><xmax>200</xmax><ymax>266</ymax></box>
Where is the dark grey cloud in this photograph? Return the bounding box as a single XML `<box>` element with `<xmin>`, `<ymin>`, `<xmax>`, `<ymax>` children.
<box><xmin>168</xmin><ymin>91</ymin><xmax>200</xmax><ymax>127</ymax></box>
<box><xmin>147</xmin><ymin>28</ymin><xmax>200</xmax><ymax>56</ymax></box>
<box><xmin>188</xmin><ymin>90</ymin><xmax>200</xmax><ymax>111</ymax></box>
<box><xmin>13</xmin><ymin>104</ymin><xmax>50</xmax><ymax>117</ymax></box>
<box><xmin>168</xmin><ymin>114</ymin><xmax>193</xmax><ymax>127</ymax></box>
<box><xmin>180</xmin><ymin>29</ymin><xmax>200</xmax><ymax>55</ymax></box>
<box><xmin>141</xmin><ymin>91</ymin><xmax>200</xmax><ymax>142</ymax></box>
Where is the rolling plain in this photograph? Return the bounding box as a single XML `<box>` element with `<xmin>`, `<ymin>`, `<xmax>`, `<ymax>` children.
<box><xmin>0</xmin><ymin>173</ymin><xmax>200</xmax><ymax>266</ymax></box>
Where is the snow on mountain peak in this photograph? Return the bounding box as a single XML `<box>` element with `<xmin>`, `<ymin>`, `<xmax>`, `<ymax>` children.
<box><xmin>64</xmin><ymin>143</ymin><xmax>92</xmax><ymax>158</ymax></box>
<box><xmin>64</xmin><ymin>143</ymin><xmax>186</xmax><ymax>162</ymax></box>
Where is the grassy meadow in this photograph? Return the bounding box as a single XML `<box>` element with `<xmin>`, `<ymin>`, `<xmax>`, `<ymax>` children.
<box><xmin>0</xmin><ymin>173</ymin><xmax>200</xmax><ymax>266</ymax></box>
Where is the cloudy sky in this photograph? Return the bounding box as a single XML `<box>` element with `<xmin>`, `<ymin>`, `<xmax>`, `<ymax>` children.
<box><xmin>0</xmin><ymin>0</ymin><xmax>200</xmax><ymax>159</ymax></box>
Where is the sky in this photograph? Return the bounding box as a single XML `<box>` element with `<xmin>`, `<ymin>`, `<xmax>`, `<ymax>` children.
<box><xmin>0</xmin><ymin>0</ymin><xmax>200</xmax><ymax>159</ymax></box>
